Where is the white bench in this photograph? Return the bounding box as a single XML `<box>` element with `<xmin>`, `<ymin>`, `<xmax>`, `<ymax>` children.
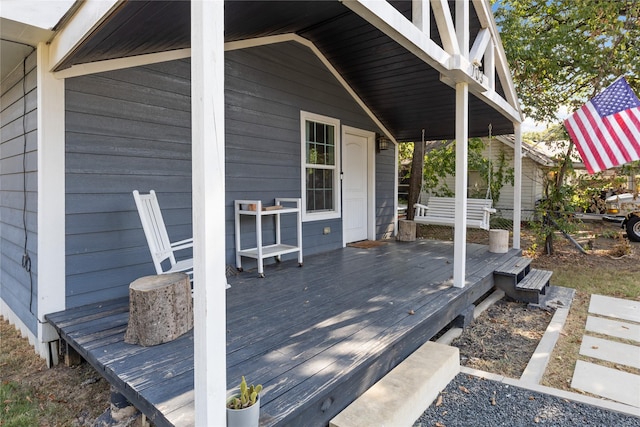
<box><xmin>414</xmin><ymin>197</ymin><xmax>496</xmax><ymax>230</ymax></box>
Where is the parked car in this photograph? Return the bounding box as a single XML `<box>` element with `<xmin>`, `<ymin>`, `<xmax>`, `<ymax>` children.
<box><xmin>604</xmin><ymin>193</ymin><xmax>640</xmax><ymax>221</ymax></box>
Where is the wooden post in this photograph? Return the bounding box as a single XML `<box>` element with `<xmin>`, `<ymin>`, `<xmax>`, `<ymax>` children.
<box><xmin>125</xmin><ymin>273</ymin><xmax>193</xmax><ymax>346</ymax></box>
<box><xmin>453</xmin><ymin>82</ymin><xmax>469</xmax><ymax>288</ymax></box>
<box><xmin>192</xmin><ymin>1</ymin><xmax>227</xmax><ymax>425</ymax></box>
<box><xmin>513</xmin><ymin>123</ymin><xmax>522</xmax><ymax>249</ymax></box>
<box><xmin>37</xmin><ymin>43</ymin><xmax>66</xmax><ymax>365</ymax></box>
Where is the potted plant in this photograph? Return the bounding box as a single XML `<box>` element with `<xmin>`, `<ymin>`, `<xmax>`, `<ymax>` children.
<box><xmin>226</xmin><ymin>376</ymin><xmax>263</xmax><ymax>427</ymax></box>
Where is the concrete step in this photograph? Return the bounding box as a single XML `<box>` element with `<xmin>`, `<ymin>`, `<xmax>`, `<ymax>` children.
<box><xmin>329</xmin><ymin>341</ymin><xmax>459</xmax><ymax>427</ymax></box>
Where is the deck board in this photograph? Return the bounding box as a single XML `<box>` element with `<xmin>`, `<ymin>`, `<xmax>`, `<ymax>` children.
<box><xmin>46</xmin><ymin>240</ymin><xmax>520</xmax><ymax>427</ymax></box>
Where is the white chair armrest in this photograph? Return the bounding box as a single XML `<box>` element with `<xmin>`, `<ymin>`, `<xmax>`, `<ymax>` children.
<box><xmin>414</xmin><ymin>203</ymin><xmax>429</xmax><ymax>216</ymax></box>
<box><xmin>171</xmin><ymin>238</ymin><xmax>194</xmax><ymax>251</ymax></box>
<box><xmin>483</xmin><ymin>207</ymin><xmax>497</xmax><ymax>214</ymax></box>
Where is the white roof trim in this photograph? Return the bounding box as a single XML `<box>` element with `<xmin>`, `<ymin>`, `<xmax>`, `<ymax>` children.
<box><xmin>48</xmin><ymin>0</ymin><xmax>122</xmax><ymax>72</ymax></box>
<box><xmin>53</xmin><ymin>48</ymin><xmax>191</xmax><ymax>79</ymax></box>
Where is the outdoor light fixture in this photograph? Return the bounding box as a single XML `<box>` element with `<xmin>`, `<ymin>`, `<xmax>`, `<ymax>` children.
<box><xmin>377</xmin><ymin>135</ymin><xmax>391</xmax><ymax>152</ymax></box>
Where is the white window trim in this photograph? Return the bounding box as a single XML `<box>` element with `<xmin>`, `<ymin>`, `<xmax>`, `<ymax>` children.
<box><xmin>300</xmin><ymin>111</ymin><xmax>341</xmax><ymax>222</ymax></box>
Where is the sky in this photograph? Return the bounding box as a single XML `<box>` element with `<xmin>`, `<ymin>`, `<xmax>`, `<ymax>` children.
<box><xmin>521</xmin><ymin>106</ymin><xmax>571</xmax><ymax>133</ymax></box>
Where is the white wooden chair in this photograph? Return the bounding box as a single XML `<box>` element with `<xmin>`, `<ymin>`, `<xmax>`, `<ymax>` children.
<box><xmin>133</xmin><ymin>190</ymin><xmax>194</xmax><ymax>278</ymax></box>
<box><xmin>414</xmin><ymin>197</ymin><xmax>496</xmax><ymax>230</ymax></box>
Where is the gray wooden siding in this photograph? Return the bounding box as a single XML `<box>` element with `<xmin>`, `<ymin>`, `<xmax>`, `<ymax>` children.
<box><xmin>225</xmin><ymin>42</ymin><xmax>392</xmax><ymax>264</ymax></box>
<box><xmin>64</xmin><ymin>41</ymin><xmax>397</xmax><ymax>305</ymax></box>
<box><xmin>65</xmin><ymin>60</ymin><xmax>192</xmax><ymax>308</ymax></box>
<box><xmin>0</xmin><ymin>50</ymin><xmax>38</xmax><ymax>333</ymax></box>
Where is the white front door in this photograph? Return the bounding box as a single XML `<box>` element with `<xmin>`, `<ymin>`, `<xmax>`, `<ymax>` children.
<box><xmin>342</xmin><ymin>127</ymin><xmax>375</xmax><ymax>244</ymax></box>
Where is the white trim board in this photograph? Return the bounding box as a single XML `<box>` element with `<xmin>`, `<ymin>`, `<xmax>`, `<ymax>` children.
<box><xmin>36</xmin><ymin>43</ymin><xmax>66</xmax><ymax>358</ymax></box>
<box><xmin>53</xmin><ymin>48</ymin><xmax>191</xmax><ymax>79</ymax></box>
<box><xmin>48</xmin><ymin>0</ymin><xmax>122</xmax><ymax>72</ymax></box>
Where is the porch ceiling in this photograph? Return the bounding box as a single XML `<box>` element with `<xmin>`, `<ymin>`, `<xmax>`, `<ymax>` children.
<box><xmin>56</xmin><ymin>0</ymin><xmax>515</xmax><ymax>141</ymax></box>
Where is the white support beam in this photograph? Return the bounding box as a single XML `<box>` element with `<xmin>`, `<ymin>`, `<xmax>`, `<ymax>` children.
<box><xmin>48</xmin><ymin>0</ymin><xmax>122</xmax><ymax>71</ymax></box>
<box><xmin>430</xmin><ymin>0</ymin><xmax>460</xmax><ymax>56</ymax></box>
<box><xmin>54</xmin><ymin>48</ymin><xmax>191</xmax><ymax>79</ymax></box>
<box><xmin>412</xmin><ymin>0</ymin><xmax>430</xmax><ymax>34</ymax></box>
<box><xmin>36</xmin><ymin>43</ymin><xmax>66</xmax><ymax>365</ymax></box>
<box><xmin>479</xmin><ymin>87</ymin><xmax>521</xmax><ymax>121</ymax></box>
<box><xmin>345</xmin><ymin>0</ymin><xmax>521</xmax><ymax>124</ymax></box>
<box><xmin>471</xmin><ymin>0</ymin><xmax>492</xmax><ymax>28</ymax></box>
<box><xmin>455</xmin><ymin>0</ymin><xmax>469</xmax><ymax>59</ymax></box>
<box><xmin>484</xmin><ymin>41</ymin><xmax>495</xmax><ymax>90</ymax></box>
<box><xmin>513</xmin><ymin>123</ymin><xmax>522</xmax><ymax>249</ymax></box>
<box><xmin>453</xmin><ymin>82</ymin><xmax>469</xmax><ymax>289</ymax></box>
<box><xmin>471</xmin><ymin>0</ymin><xmax>522</xmax><ymax>116</ymax></box>
<box><xmin>191</xmin><ymin>1</ymin><xmax>226</xmax><ymax>425</ymax></box>
<box><xmin>469</xmin><ymin>28</ymin><xmax>490</xmax><ymax>64</ymax></box>
<box><xmin>440</xmin><ymin>74</ymin><xmax>520</xmax><ymax>122</ymax></box>
<box><xmin>343</xmin><ymin>0</ymin><xmax>451</xmax><ymax>72</ymax></box>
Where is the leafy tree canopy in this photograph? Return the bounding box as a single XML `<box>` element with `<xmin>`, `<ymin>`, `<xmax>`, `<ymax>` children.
<box><xmin>494</xmin><ymin>0</ymin><xmax>640</xmax><ymax>123</ymax></box>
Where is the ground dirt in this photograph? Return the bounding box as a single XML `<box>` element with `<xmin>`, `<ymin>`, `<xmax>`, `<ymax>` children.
<box><xmin>0</xmin><ymin>316</ymin><xmax>111</xmax><ymax>426</ymax></box>
<box><xmin>451</xmin><ymin>299</ymin><xmax>553</xmax><ymax>379</ymax></box>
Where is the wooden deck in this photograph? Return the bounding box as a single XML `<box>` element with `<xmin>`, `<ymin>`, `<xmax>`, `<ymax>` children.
<box><xmin>46</xmin><ymin>239</ymin><xmax>520</xmax><ymax>427</ymax></box>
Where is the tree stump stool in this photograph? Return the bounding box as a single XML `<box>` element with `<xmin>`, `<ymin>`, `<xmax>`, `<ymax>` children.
<box><xmin>125</xmin><ymin>273</ymin><xmax>193</xmax><ymax>346</ymax></box>
<box><xmin>397</xmin><ymin>219</ymin><xmax>416</xmax><ymax>242</ymax></box>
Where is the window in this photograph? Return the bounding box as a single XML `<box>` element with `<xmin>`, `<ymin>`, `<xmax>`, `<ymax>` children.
<box><xmin>301</xmin><ymin>111</ymin><xmax>340</xmax><ymax>221</ymax></box>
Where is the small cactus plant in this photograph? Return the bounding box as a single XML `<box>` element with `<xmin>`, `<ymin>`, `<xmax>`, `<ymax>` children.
<box><xmin>227</xmin><ymin>376</ymin><xmax>263</xmax><ymax>410</ymax></box>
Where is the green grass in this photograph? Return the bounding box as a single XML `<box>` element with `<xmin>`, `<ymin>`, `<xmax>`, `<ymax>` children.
<box><xmin>545</xmin><ymin>268</ymin><xmax>639</xmax><ymax>299</ymax></box>
<box><xmin>0</xmin><ymin>382</ymin><xmax>39</xmax><ymax>427</ymax></box>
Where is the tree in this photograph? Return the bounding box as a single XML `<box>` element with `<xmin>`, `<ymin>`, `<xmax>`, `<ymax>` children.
<box><xmin>495</xmin><ymin>0</ymin><xmax>640</xmax><ymax>123</ymax></box>
<box><xmin>406</xmin><ymin>139</ymin><xmax>425</xmax><ymax>221</ymax></box>
<box><xmin>495</xmin><ymin>0</ymin><xmax>640</xmax><ymax>253</ymax></box>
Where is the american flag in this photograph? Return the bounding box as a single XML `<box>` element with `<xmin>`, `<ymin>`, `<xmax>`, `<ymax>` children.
<box><xmin>564</xmin><ymin>77</ymin><xmax>640</xmax><ymax>174</ymax></box>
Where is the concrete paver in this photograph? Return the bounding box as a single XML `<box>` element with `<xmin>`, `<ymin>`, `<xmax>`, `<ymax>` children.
<box><xmin>570</xmin><ymin>294</ymin><xmax>640</xmax><ymax>408</ymax></box>
<box><xmin>571</xmin><ymin>360</ymin><xmax>640</xmax><ymax>408</ymax></box>
<box><xmin>585</xmin><ymin>316</ymin><xmax>640</xmax><ymax>342</ymax></box>
<box><xmin>588</xmin><ymin>294</ymin><xmax>640</xmax><ymax>323</ymax></box>
<box><xmin>579</xmin><ymin>335</ymin><xmax>640</xmax><ymax>369</ymax></box>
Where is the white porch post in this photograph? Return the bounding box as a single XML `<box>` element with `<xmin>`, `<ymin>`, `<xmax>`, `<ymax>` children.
<box><xmin>36</xmin><ymin>43</ymin><xmax>66</xmax><ymax>364</ymax></box>
<box><xmin>192</xmin><ymin>1</ymin><xmax>226</xmax><ymax>425</ymax></box>
<box><xmin>453</xmin><ymin>82</ymin><xmax>469</xmax><ymax>288</ymax></box>
<box><xmin>512</xmin><ymin>123</ymin><xmax>522</xmax><ymax>249</ymax></box>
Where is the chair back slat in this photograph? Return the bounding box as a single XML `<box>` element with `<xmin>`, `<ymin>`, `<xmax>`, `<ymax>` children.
<box><xmin>133</xmin><ymin>190</ymin><xmax>176</xmax><ymax>273</ymax></box>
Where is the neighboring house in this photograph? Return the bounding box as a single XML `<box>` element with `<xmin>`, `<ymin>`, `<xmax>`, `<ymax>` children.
<box><xmin>1</xmin><ymin>1</ymin><xmax>524</xmax><ymax>424</ymax></box>
<box><xmin>420</xmin><ymin>135</ymin><xmax>586</xmax><ymax>220</ymax></box>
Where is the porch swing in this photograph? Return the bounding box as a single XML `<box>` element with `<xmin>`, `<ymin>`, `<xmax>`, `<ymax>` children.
<box><xmin>413</xmin><ymin>125</ymin><xmax>496</xmax><ymax>230</ymax></box>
